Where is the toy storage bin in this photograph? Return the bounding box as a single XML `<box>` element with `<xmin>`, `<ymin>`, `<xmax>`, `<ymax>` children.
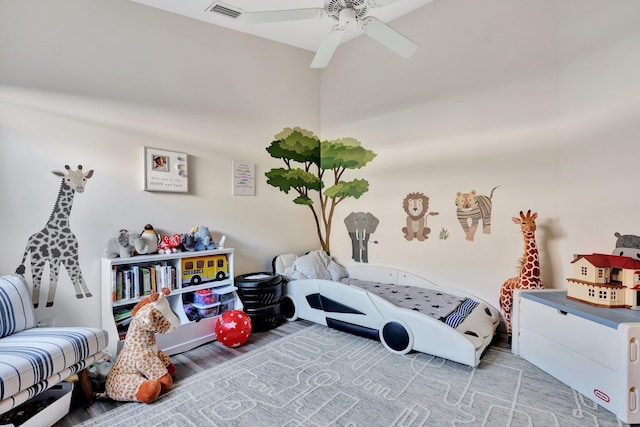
<box><xmin>187</xmin><ymin>289</ymin><xmax>217</xmax><ymax>305</ymax></box>
<box><xmin>219</xmin><ymin>301</ymin><xmax>235</xmax><ymax>313</ymax></box>
<box><xmin>216</xmin><ymin>291</ymin><xmax>235</xmax><ymax>303</ymax></box>
<box><xmin>0</xmin><ymin>381</ymin><xmax>74</xmax><ymax>427</ymax></box>
<box><xmin>192</xmin><ymin>303</ymin><xmax>220</xmax><ymax>318</ymax></box>
<box><xmin>512</xmin><ymin>289</ymin><xmax>640</xmax><ymax>424</ymax></box>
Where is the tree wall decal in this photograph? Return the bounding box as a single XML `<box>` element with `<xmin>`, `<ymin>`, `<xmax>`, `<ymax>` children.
<box><xmin>265</xmin><ymin>127</ymin><xmax>377</xmax><ymax>254</ymax></box>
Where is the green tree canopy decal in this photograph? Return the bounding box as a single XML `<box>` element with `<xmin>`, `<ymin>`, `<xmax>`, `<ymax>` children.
<box><xmin>265</xmin><ymin>127</ymin><xmax>376</xmax><ymax>254</ymax></box>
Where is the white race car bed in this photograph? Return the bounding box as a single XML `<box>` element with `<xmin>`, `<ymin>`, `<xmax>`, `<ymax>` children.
<box><xmin>274</xmin><ymin>252</ymin><xmax>500</xmax><ymax>368</ymax></box>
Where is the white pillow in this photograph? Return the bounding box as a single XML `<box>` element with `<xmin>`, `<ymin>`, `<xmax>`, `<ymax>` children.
<box><xmin>291</xmin><ymin>251</ymin><xmax>332</xmax><ymax>280</ymax></box>
<box><xmin>327</xmin><ymin>261</ymin><xmax>348</xmax><ymax>281</ymax></box>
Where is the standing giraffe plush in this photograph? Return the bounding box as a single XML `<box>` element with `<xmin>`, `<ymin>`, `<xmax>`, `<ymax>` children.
<box><xmin>16</xmin><ymin>164</ymin><xmax>94</xmax><ymax>308</ymax></box>
<box><xmin>499</xmin><ymin>210</ymin><xmax>544</xmax><ymax>336</ymax></box>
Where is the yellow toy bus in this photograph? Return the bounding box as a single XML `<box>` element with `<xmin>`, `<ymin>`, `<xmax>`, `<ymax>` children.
<box><xmin>181</xmin><ymin>254</ymin><xmax>228</xmax><ymax>286</ymax></box>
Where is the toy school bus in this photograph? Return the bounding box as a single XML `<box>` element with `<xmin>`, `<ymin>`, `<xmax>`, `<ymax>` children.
<box><xmin>181</xmin><ymin>255</ymin><xmax>229</xmax><ymax>286</ymax></box>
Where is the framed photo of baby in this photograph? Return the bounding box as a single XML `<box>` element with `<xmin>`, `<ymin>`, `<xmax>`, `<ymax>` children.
<box><xmin>143</xmin><ymin>146</ymin><xmax>188</xmax><ymax>193</ymax></box>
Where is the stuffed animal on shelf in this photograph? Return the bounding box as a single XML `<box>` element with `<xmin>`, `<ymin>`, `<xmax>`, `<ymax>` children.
<box><xmin>182</xmin><ymin>226</ymin><xmax>216</xmax><ymax>251</ymax></box>
<box><xmin>105</xmin><ymin>288</ymin><xmax>179</xmax><ymax>403</ymax></box>
<box><xmin>612</xmin><ymin>232</ymin><xmax>640</xmax><ymax>260</ymax></box>
<box><xmin>158</xmin><ymin>234</ymin><xmax>182</xmax><ymax>254</ymax></box>
<box><xmin>181</xmin><ymin>232</ymin><xmax>197</xmax><ymax>252</ymax></box>
<box><xmin>138</xmin><ymin>224</ymin><xmax>161</xmax><ymax>255</ymax></box>
<box><xmin>104</xmin><ymin>229</ymin><xmax>148</xmax><ymax>258</ymax></box>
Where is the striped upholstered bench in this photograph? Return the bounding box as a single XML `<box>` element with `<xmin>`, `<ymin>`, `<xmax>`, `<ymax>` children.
<box><xmin>0</xmin><ymin>274</ymin><xmax>109</xmax><ymax>415</ymax></box>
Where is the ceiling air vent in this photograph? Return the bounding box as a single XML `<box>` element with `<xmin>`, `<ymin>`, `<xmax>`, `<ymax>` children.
<box><xmin>207</xmin><ymin>2</ymin><xmax>242</xmax><ymax>19</ymax></box>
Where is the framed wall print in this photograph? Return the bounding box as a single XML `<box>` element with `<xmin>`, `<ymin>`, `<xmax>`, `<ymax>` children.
<box><xmin>143</xmin><ymin>147</ymin><xmax>188</xmax><ymax>193</ymax></box>
<box><xmin>232</xmin><ymin>160</ymin><xmax>255</xmax><ymax>196</ymax></box>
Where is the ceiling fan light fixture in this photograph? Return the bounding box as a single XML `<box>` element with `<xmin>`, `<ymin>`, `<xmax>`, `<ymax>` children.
<box><xmin>241</xmin><ymin>0</ymin><xmax>419</xmax><ymax>68</ymax></box>
<box><xmin>338</xmin><ymin>8</ymin><xmax>357</xmax><ymax>26</ymax></box>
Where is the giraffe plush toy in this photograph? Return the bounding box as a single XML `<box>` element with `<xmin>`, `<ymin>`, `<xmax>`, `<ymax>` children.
<box><xmin>106</xmin><ymin>288</ymin><xmax>179</xmax><ymax>403</ymax></box>
<box><xmin>16</xmin><ymin>164</ymin><xmax>94</xmax><ymax>307</ymax></box>
<box><xmin>500</xmin><ymin>210</ymin><xmax>544</xmax><ymax>336</ymax></box>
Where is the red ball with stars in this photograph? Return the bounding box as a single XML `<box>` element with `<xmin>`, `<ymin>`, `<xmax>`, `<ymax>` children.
<box><xmin>215</xmin><ymin>310</ymin><xmax>252</xmax><ymax>348</ymax></box>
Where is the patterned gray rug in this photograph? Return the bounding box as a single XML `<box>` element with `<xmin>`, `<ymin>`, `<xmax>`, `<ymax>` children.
<box><xmin>80</xmin><ymin>324</ymin><xmax>626</xmax><ymax>426</ymax></box>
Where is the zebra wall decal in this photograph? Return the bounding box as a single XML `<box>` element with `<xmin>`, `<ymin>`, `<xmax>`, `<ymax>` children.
<box><xmin>455</xmin><ymin>186</ymin><xmax>499</xmax><ymax>241</ymax></box>
<box><xmin>16</xmin><ymin>165</ymin><xmax>94</xmax><ymax>308</ymax></box>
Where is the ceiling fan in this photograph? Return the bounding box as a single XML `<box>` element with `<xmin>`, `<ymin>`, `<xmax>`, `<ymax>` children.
<box><xmin>241</xmin><ymin>0</ymin><xmax>419</xmax><ymax>68</ymax></box>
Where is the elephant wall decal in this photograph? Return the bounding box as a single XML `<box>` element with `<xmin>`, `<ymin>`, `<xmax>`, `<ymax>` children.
<box><xmin>344</xmin><ymin>212</ymin><xmax>379</xmax><ymax>263</ymax></box>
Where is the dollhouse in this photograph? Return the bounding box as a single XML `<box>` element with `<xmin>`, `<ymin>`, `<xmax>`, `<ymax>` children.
<box><xmin>567</xmin><ymin>253</ymin><xmax>640</xmax><ymax>309</ymax></box>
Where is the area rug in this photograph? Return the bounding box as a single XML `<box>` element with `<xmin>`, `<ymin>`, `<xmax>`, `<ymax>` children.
<box><xmin>80</xmin><ymin>324</ymin><xmax>626</xmax><ymax>427</ymax></box>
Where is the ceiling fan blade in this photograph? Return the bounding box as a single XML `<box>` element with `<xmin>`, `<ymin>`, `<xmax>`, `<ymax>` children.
<box><xmin>241</xmin><ymin>8</ymin><xmax>325</xmax><ymax>24</ymax></box>
<box><xmin>361</xmin><ymin>17</ymin><xmax>418</xmax><ymax>58</ymax></box>
<box><xmin>310</xmin><ymin>26</ymin><xmax>346</xmax><ymax>68</ymax></box>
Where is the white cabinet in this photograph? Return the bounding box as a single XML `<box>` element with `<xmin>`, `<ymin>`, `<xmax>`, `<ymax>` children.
<box><xmin>512</xmin><ymin>289</ymin><xmax>640</xmax><ymax>424</ymax></box>
<box><xmin>101</xmin><ymin>248</ymin><xmax>241</xmax><ymax>357</ymax></box>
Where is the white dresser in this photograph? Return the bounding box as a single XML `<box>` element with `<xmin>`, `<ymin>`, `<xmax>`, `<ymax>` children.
<box><xmin>512</xmin><ymin>289</ymin><xmax>640</xmax><ymax>424</ymax></box>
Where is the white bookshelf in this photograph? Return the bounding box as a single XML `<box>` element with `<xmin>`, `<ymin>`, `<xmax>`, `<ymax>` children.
<box><xmin>101</xmin><ymin>248</ymin><xmax>240</xmax><ymax>357</ymax></box>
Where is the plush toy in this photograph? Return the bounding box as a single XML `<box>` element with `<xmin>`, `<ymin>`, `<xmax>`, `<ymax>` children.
<box><xmin>138</xmin><ymin>224</ymin><xmax>160</xmax><ymax>255</ymax></box>
<box><xmin>181</xmin><ymin>232</ymin><xmax>197</xmax><ymax>252</ymax></box>
<box><xmin>104</xmin><ymin>229</ymin><xmax>148</xmax><ymax>258</ymax></box>
<box><xmin>181</xmin><ymin>226</ymin><xmax>215</xmax><ymax>252</ymax></box>
<box><xmin>158</xmin><ymin>234</ymin><xmax>182</xmax><ymax>254</ymax></box>
<box><xmin>105</xmin><ymin>288</ymin><xmax>179</xmax><ymax>403</ymax></box>
<box><xmin>613</xmin><ymin>232</ymin><xmax>640</xmax><ymax>260</ymax></box>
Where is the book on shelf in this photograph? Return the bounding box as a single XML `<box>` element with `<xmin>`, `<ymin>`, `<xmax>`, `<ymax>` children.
<box><xmin>123</xmin><ymin>270</ymin><xmax>132</xmax><ymax>300</ymax></box>
<box><xmin>113</xmin><ymin>306</ymin><xmax>133</xmax><ymax>320</ymax></box>
<box><xmin>116</xmin><ymin>316</ymin><xmax>132</xmax><ymax>327</ymax></box>
<box><xmin>131</xmin><ymin>266</ymin><xmax>141</xmax><ymax>298</ymax></box>
<box><xmin>149</xmin><ymin>266</ymin><xmax>157</xmax><ymax>293</ymax></box>
<box><xmin>141</xmin><ymin>267</ymin><xmax>151</xmax><ymax>295</ymax></box>
<box><xmin>111</xmin><ymin>262</ymin><xmax>178</xmax><ymax>302</ymax></box>
<box><xmin>111</xmin><ymin>266</ymin><xmax>117</xmax><ymax>302</ymax></box>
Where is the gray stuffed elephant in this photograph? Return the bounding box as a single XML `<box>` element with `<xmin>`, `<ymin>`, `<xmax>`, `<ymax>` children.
<box><xmin>344</xmin><ymin>212</ymin><xmax>379</xmax><ymax>263</ymax></box>
<box><xmin>104</xmin><ymin>229</ymin><xmax>148</xmax><ymax>258</ymax></box>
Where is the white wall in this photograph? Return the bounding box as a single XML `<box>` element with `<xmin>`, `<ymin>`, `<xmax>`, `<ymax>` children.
<box><xmin>1</xmin><ymin>0</ymin><xmax>638</xmax><ymax>329</ymax></box>
<box><xmin>0</xmin><ymin>0</ymin><xmax>321</xmax><ymax>328</ymax></box>
<box><xmin>320</xmin><ymin>0</ymin><xmax>640</xmax><ymax>308</ymax></box>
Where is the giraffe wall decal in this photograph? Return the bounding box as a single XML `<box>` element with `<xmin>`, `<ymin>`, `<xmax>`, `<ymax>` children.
<box><xmin>499</xmin><ymin>210</ymin><xmax>544</xmax><ymax>336</ymax></box>
<box><xmin>16</xmin><ymin>164</ymin><xmax>95</xmax><ymax>308</ymax></box>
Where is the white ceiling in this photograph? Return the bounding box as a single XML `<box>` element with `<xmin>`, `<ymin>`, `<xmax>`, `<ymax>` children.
<box><xmin>129</xmin><ymin>0</ymin><xmax>433</xmax><ymax>52</ymax></box>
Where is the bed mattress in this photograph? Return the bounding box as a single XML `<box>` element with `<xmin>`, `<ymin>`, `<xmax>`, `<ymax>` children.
<box><xmin>340</xmin><ymin>277</ymin><xmax>479</xmax><ymax>328</ymax></box>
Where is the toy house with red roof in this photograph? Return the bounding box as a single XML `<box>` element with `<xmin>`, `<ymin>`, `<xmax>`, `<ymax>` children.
<box><xmin>567</xmin><ymin>253</ymin><xmax>640</xmax><ymax>309</ymax></box>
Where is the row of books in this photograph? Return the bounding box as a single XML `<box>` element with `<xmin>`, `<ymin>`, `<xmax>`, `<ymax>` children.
<box><xmin>111</xmin><ymin>263</ymin><xmax>177</xmax><ymax>302</ymax></box>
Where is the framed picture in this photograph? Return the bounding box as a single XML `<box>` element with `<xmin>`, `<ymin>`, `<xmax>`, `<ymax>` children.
<box><xmin>232</xmin><ymin>160</ymin><xmax>255</xmax><ymax>196</ymax></box>
<box><xmin>143</xmin><ymin>147</ymin><xmax>188</xmax><ymax>193</ymax></box>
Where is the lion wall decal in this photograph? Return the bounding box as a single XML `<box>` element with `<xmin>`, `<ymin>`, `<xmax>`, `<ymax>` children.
<box><xmin>402</xmin><ymin>192</ymin><xmax>439</xmax><ymax>241</ymax></box>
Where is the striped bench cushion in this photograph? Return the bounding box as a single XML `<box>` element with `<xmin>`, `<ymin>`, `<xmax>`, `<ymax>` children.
<box><xmin>0</xmin><ymin>275</ymin><xmax>37</xmax><ymax>338</ymax></box>
<box><xmin>0</xmin><ymin>327</ymin><xmax>108</xmax><ymax>403</ymax></box>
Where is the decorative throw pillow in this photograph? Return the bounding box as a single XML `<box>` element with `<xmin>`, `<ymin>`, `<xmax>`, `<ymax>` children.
<box><xmin>291</xmin><ymin>251</ymin><xmax>332</xmax><ymax>280</ymax></box>
<box><xmin>0</xmin><ymin>274</ymin><xmax>37</xmax><ymax>337</ymax></box>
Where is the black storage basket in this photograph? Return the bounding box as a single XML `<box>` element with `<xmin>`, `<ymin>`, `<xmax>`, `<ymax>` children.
<box><xmin>235</xmin><ymin>273</ymin><xmax>285</xmax><ymax>332</ymax></box>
